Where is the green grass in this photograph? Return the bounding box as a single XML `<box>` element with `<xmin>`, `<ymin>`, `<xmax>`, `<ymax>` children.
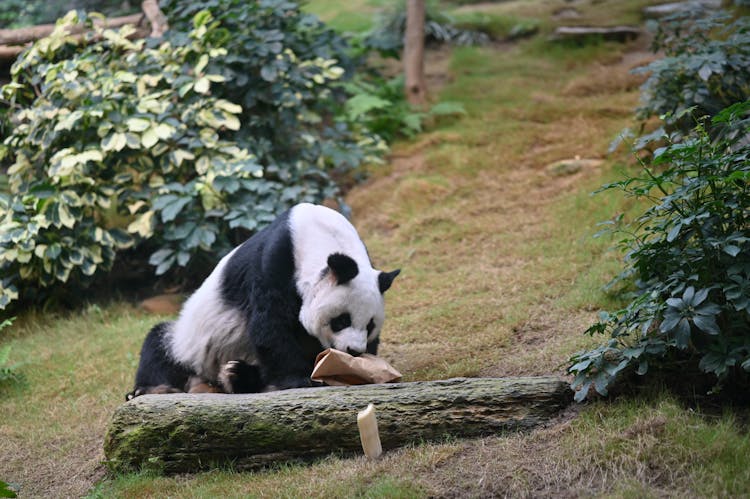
<box><xmin>2</xmin><ymin>0</ymin><xmax>749</xmax><ymax>497</ymax></box>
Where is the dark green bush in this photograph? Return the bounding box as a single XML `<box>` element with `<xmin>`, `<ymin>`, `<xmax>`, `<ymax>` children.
<box><xmin>0</xmin><ymin>3</ymin><xmax>384</xmax><ymax>310</ymax></box>
<box><xmin>634</xmin><ymin>8</ymin><xmax>750</xmax><ymax>142</ymax></box>
<box><xmin>344</xmin><ymin>75</ymin><xmax>466</xmax><ymax>142</ymax></box>
<box><xmin>569</xmin><ymin>102</ymin><xmax>750</xmax><ymax>401</ymax></box>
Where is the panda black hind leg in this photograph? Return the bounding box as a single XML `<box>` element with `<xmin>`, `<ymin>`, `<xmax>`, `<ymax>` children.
<box><xmin>127</xmin><ymin>322</ymin><xmax>193</xmax><ymax>400</ymax></box>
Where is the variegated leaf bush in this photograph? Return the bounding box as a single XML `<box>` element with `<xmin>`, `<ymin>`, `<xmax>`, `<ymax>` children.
<box><xmin>0</xmin><ymin>2</ymin><xmax>384</xmax><ymax>310</ymax></box>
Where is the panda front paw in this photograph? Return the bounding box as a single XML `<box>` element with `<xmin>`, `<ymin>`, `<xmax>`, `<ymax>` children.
<box><xmin>126</xmin><ymin>384</ymin><xmax>183</xmax><ymax>401</ymax></box>
<box><xmin>218</xmin><ymin>360</ymin><xmax>262</xmax><ymax>394</ymax></box>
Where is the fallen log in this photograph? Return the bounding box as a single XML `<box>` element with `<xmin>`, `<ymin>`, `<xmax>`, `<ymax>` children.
<box><xmin>0</xmin><ymin>13</ymin><xmax>144</xmax><ymax>46</ymax></box>
<box><xmin>104</xmin><ymin>376</ymin><xmax>572</xmax><ymax>474</ymax></box>
<box><xmin>551</xmin><ymin>26</ymin><xmax>641</xmax><ymax>43</ymax></box>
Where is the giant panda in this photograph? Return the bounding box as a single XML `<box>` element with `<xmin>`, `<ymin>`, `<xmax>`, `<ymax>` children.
<box><xmin>127</xmin><ymin>203</ymin><xmax>400</xmax><ymax>399</ymax></box>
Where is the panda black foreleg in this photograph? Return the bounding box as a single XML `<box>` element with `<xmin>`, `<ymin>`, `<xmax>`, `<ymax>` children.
<box><xmin>246</xmin><ymin>312</ymin><xmax>324</xmax><ymax>391</ymax></box>
<box><xmin>127</xmin><ymin>322</ymin><xmax>193</xmax><ymax>400</ymax></box>
<box><xmin>217</xmin><ymin>360</ymin><xmax>263</xmax><ymax>393</ymax></box>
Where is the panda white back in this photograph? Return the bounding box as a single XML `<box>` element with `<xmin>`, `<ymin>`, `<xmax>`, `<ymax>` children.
<box><xmin>168</xmin><ymin>246</ymin><xmax>252</xmax><ymax>379</ymax></box>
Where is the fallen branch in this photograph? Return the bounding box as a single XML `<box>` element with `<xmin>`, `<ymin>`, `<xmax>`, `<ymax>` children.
<box><xmin>0</xmin><ymin>0</ymin><xmax>168</xmax><ymax>66</ymax></box>
<box><xmin>0</xmin><ymin>13</ymin><xmax>144</xmax><ymax>46</ymax></box>
<box><xmin>550</xmin><ymin>26</ymin><xmax>641</xmax><ymax>43</ymax></box>
<box><xmin>104</xmin><ymin>376</ymin><xmax>572</xmax><ymax>473</ymax></box>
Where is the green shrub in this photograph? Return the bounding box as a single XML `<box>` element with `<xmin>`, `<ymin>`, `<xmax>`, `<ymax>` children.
<box><xmin>344</xmin><ymin>75</ymin><xmax>467</xmax><ymax>141</ymax></box>
<box><xmin>634</xmin><ymin>8</ymin><xmax>750</xmax><ymax>142</ymax></box>
<box><xmin>0</xmin><ymin>3</ymin><xmax>383</xmax><ymax>310</ymax></box>
<box><xmin>160</xmin><ymin>0</ymin><xmax>382</xmax><ymax>184</ymax></box>
<box><xmin>569</xmin><ymin>102</ymin><xmax>750</xmax><ymax>401</ymax></box>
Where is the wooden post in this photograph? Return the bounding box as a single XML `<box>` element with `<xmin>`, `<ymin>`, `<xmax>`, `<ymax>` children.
<box><xmin>403</xmin><ymin>0</ymin><xmax>427</xmax><ymax>108</ymax></box>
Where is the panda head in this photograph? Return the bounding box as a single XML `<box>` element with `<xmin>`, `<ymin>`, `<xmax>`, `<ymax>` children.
<box><xmin>299</xmin><ymin>253</ymin><xmax>400</xmax><ymax>355</ymax></box>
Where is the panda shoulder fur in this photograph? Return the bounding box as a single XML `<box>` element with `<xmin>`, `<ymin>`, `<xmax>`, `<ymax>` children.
<box><xmin>127</xmin><ymin>203</ymin><xmax>400</xmax><ymax>399</ymax></box>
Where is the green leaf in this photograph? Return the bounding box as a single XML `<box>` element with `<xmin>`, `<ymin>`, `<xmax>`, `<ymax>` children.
<box><xmin>177</xmin><ymin>251</ymin><xmax>191</xmax><ymax>267</ymax></box>
<box><xmin>127</xmin><ymin>211</ymin><xmax>154</xmax><ymax>238</ymax></box>
<box><xmin>141</xmin><ymin>127</ymin><xmax>159</xmax><ymax>148</ymax></box>
<box><xmin>58</xmin><ymin>203</ymin><xmax>76</xmax><ymax>229</ymax></box>
<box><xmin>155</xmin><ymin>255</ymin><xmax>176</xmax><ymax>275</ymax></box>
<box><xmin>221</xmin><ymin>113</ymin><xmax>240</xmax><ymax>131</ymax></box>
<box><xmin>693</xmin><ymin>314</ymin><xmax>720</xmax><ymax>335</ymax></box>
<box><xmin>214</xmin><ymin>100</ymin><xmax>242</xmax><ymax>114</ymax></box>
<box><xmin>154</xmin><ymin>123</ymin><xmax>175</xmax><ymax>140</ymax></box>
<box><xmin>149</xmin><ymin>248</ymin><xmax>174</xmax><ymax>266</ymax></box>
<box><xmin>346</xmin><ymin>94</ymin><xmax>390</xmax><ymax>119</ymax></box>
<box><xmin>636</xmin><ymin>358</ymin><xmax>648</xmax><ymax>375</ymax></box>
<box><xmin>723</xmin><ymin>245</ymin><xmax>741</xmax><ymax>257</ymax></box>
<box><xmin>80</xmin><ymin>259</ymin><xmax>97</xmax><ymax>276</ymax></box>
<box><xmin>401</xmin><ymin>113</ymin><xmax>423</xmax><ymax>133</ymax></box>
<box><xmin>260</xmin><ymin>65</ymin><xmax>277</xmax><ymax>82</ymax></box>
<box><xmin>666</xmin><ymin>223</ymin><xmax>681</xmax><ymax>242</ymax></box>
<box><xmin>172</xmin><ymin>150</ymin><xmax>196</xmax><ymax>166</ymax></box>
<box><xmin>126</xmin><ymin>117</ymin><xmax>151</xmax><ymax>132</ymax></box>
<box><xmin>160</xmin><ymin>197</ymin><xmax>191</xmax><ymax>222</ymax></box>
<box><xmin>674</xmin><ymin>318</ymin><xmax>692</xmax><ymax>349</ymax></box>
<box><xmin>194</xmin><ymin>77</ymin><xmax>210</xmax><ymax>94</ymax></box>
<box><xmin>109</xmin><ymin>229</ymin><xmax>134</xmax><ymax>249</ymax></box>
<box><xmin>68</xmin><ymin>249</ymin><xmax>84</xmax><ymax>265</ymax></box>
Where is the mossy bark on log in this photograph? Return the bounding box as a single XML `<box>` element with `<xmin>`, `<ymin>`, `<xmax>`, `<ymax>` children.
<box><xmin>104</xmin><ymin>376</ymin><xmax>571</xmax><ymax>474</ymax></box>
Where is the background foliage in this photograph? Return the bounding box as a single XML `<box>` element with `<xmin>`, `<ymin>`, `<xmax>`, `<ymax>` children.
<box><xmin>0</xmin><ymin>1</ymin><xmax>384</xmax><ymax>311</ymax></box>
<box><xmin>363</xmin><ymin>0</ymin><xmax>489</xmax><ymax>57</ymax></box>
<box><xmin>633</xmin><ymin>8</ymin><xmax>750</xmax><ymax>143</ymax></box>
<box><xmin>0</xmin><ymin>0</ymin><xmax>135</xmax><ymax>28</ymax></box>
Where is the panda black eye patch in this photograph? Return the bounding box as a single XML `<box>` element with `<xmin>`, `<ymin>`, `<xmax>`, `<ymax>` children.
<box><xmin>330</xmin><ymin>313</ymin><xmax>351</xmax><ymax>332</ymax></box>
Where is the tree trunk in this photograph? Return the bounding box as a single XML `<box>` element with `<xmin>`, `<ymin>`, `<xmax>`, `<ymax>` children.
<box><xmin>403</xmin><ymin>0</ymin><xmax>427</xmax><ymax>107</ymax></box>
<box><xmin>104</xmin><ymin>376</ymin><xmax>572</xmax><ymax>474</ymax></box>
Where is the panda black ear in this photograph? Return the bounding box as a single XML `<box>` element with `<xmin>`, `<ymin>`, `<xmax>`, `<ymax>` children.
<box><xmin>378</xmin><ymin>269</ymin><xmax>401</xmax><ymax>293</ymax></box>
<box><xmin>327</xmin><ymin>253</ymin><xmax>359</xmax><ymax>285</ymax></box>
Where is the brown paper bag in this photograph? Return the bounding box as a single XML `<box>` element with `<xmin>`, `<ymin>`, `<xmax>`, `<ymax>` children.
<box><xmin>311</xmin><ymin>348</ymin><xmax>402</xmax><ymax>386</ymax></box>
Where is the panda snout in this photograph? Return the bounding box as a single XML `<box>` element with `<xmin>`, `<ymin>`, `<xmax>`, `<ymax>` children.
<box><xmin>346</xmin><ymin>347</ymin><xmax>364</xmax><ymax>357</ymax></box>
